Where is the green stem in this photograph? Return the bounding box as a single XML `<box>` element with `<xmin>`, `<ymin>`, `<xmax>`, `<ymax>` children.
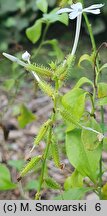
<box><xmin>37</xmin><ymin>80</ymin><xmax>59</xmax><ymax>198</ymax></box>
<box><xmin>81</xmin><ymin>0</ymin><xmax>96</xmax><ymax>53</ymax></box>
<box><xmin>84</xmin><ymin>13</ymin><xmax>96</xmax><ymax>53</ymax></box>
<box><xmin>42</xmin><ymin>23</ymin><xmax>50</xmax><ymax>43</ymax></box>
<box><xmin>38</xmin><ymin>125</ymin><xmax>52</xmax><ymax>193</ymax></box>
<box><xmin>83</xmin><ymin>13</ymin><xmax>98</xmax><ymax>99</ymax></box>
<box><xmin>98</xmin><ymin>106</ymin><xmax>104</xmax><ymax>200</ymax></box>
<box><xmin>34</xmin><ymin>23</ymin><xmax>50</xmax><ymax>57</ymax></box>
<box><xmin>83</xmin><ymin>14</ymin><xmax>96</xmax><ymax>53</ymax></box>
<box><xmin>37</xmin><ymin>113</ymin><xmax>55</xmax><ymax>197</ymax></box>
<box><xmin>99</xmin><ymin>157</ymin><xmax>102</xmax><ymax>199</ymax></box>
<box><xmin>90</xmin><ymin>94</ymin><xmax>95</xmax><ymax>116</ymax></box>
<box><xmin>101</xmin><ymin>106</ymin><xmax>104</xmax><ymax>133</ymax></box>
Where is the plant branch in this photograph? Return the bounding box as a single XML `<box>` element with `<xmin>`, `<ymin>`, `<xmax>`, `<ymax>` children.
<box><xmin>36</xmin><ymin>80</ymin><xmax>59</xmax><ymax>199</ymax></box>
<box><xmin>38</xmin><ymin>125</ymin><xmax>52</xmax><ymax>195</ymax></box>
<box><xmin>83</xmin><ymin>14</ymin><xmax>97</xmax><ymax>53</ymax></box>
<box><xmin>98</xmin><ymin>106</ymin><xmax>104</xmax><ymax>200</ymax></box>
<box><xmin>34</xmin><ymin>23</ymin><xmax>50</xmax><ymax>58</ymax></box>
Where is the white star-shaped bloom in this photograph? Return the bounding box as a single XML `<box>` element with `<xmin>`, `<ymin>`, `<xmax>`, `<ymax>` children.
<box><xmin>57</xmin><ymin>2</ymin><xmax>104</xmax><ymax>56</ymax></box>
<box><xmin>57</xmin><ymin>2</ymin><xmax>104</xmax><ymax>20</ymax></box>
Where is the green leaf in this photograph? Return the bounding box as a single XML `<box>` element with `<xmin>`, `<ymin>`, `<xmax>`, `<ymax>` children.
<box><xmin>4</xmin><ymin>17</ymin><xmax>16</xmax><ymax>27</ymax></box>
<box><xmin>43</xmin><ymin>8</ymin><xmax>68</xmax><ymax>25</ymax></box>
<box><xmin>64</xmin><ymin>170</ymin><xmax>83</xmax><ymax>191</ymax></box>
<box><xmin>0</xmin><ymin>164</ymin><xmax>11</xmax><ymax>180</ymax></box>
<box><xmin>62</xmin><ymin>88</ymin><xmax>87</xmax><ymax>131</ymax></box>
<box><xmin>66</xmin><ymin>129</ymin><xmax>102</xmax><ymax>182</ymax></box>
<box><xmin>60</xmin><ymin>108</ymin><xmax>79</xmax><ymax>129</ymax></box>
<box><xmin>55</xmin><ymin>187</ymin><xmax>92</xmax><ymax>200</ymax></box>
<box><xmin>74</xmin><ymin>77</ymin><xmax>93</xmax><ymax>89</ymax></box>
<box><xmin>59</xmin><ymin>0</ymin><xmax>73</xmax><ymax>7</ymax></box>
<box><xmin>44</xmin><ymin>39</ymin><xmax>64</xmax><ymax>61</ymax></box>
<box><xmin>0</xmin><ymin>164</ymin><xmax>17</xmax><ymax>190</ymax></box>
<box><xmin>36</xmin><ymin>0</ymin><xmax>48</xmax><ymax>13</ymax></box>
<box><xmin>18</xmin><ymin>104</ymin><xmax>36</xmax><ymax>128</ymax></box>
<box><xmin>0</xmin><ymin>179</ymin><xmax>17</xmax><ymax>191</ymax></box>
<box><xmin>103</xmin><ymin>137</ymin><xmax>107</xmax><ymax>151</ymax></box>
<box><xmin>47</xmin><ymin>0</ymin><xmax>56</xmax><ymax>7</ymax></box>
<box><xmin>58</xmin><ymin>13</ymin><xmax>68</xmax><ymax>26</ymax></box>
<box><xmin>81</xmin><ymin>117</ymin><xmax>102</xmax><ymax>150</ymax></box>
<box><xmin>99</xmin><ymin>63</ymin><xmax>107</xmax><ymax>72</ymax></box>
<box><xmin>26</xmin><ymin>19</ymin><xmax>42</xmax><ymax>44</ymax></box>
<box><xmin>25</xmin><ymin>180</ymin><xmax>39</xmax><ymax>191</ymax></box>
<box><xmin>45</xmin><ymin>177</ymin><xmax>61</xmax><ymax>190</ymax></box>
<box><xmin>16</xmin><ymin>17</ymin><xmax>29</xmax><ymax>31</ymax></box>
<box><xmin>96</xmin><ymin>97</ymin><xmax>107</xmax><ymax>106</ymax></box>
<box><xmin>102</xmin><ymin>183</ymin><xmax>107</xmax><ymax>200</ymax></box>
<box><xmin>64</xmin><ymin>176</ymin><xmax>73</xmax><ymax>191</ymax></box>
<box><xmin>78</xmin><ymin>54</ymin><xmax>93</xmax><ymax>68</ymax></box>
<box><xmin>98</xmin><ymin>82</ymin><xmax>107</xmax><ymax>98</ymax></box>
<box><xmin>8</xmin><ymin>160</ymin><xmax>25</xmax><ymax>171</ymax></box>
<box><xmin>3</xmin><ymin>79</ymin><xmax>15</xmax><ymax>91</ymax></box>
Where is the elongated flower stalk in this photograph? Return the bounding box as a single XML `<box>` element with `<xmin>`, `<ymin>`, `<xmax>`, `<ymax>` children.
<box><xmin>3</xmin><ymin>53</ymin><xmax>27</xmax><ymax>67</ymax></box>
<box><xmin>3</xmin><ymin>51</ymin><xmax>55</xmax><ymax>102</ymax></box>
<box><xmin>22</xmin><ymin>51</ymin><xmax>41</xmax><ymax>82</ymax></box>
<box><xmin>71</xmin><ymin>14</ymin><xmax>82</xmax><ymax>55</ymax></box>
<box><xmin>3</xmin><ymin>52</ymin><xmax>41</xmax><ymax>83</ymax></box>
<box><xmin>57</xmin><ymin>2</ymin><xmax>104</xmax><ymax>56</ymax></box>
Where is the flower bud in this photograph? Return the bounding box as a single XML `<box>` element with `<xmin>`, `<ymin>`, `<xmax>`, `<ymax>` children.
<box><xmin>22</xmin><ymin>51</ymin><xmax>31</xmax><ymax>62</ymax></box>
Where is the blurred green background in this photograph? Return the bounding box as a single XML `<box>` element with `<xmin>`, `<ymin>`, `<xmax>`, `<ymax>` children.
<box><xmin>0</xmin><ymin>0</ymin><xmax>106</xmax><ymax>51</ymax></box>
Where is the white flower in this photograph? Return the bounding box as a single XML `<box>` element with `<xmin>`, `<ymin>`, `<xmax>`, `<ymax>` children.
<box><xmin>57</xmin><ymin>2</ymin><xmax>104</xmax><ymax>56</ymax></box>
<box><xmin>22</xmin><ymin>51</ymin><xmax>31</xmax><ymax>62</ymax></box>
<box><xmin>57</xmin><ymin>2</ymin><xmax>104</xmax><ymax>20</ymax></box>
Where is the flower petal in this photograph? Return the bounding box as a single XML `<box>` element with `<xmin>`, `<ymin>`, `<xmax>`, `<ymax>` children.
<box><xmin>57</xmin><ymin>8</ymin><xmax>72</xmax><ymax>14</ymax></box>
<box><xmin>84</xmin><ymin>4</ymin><xmax>104</xmax><ymax>11</ymax></box>
<box><xmin>70</xmin><ymin>2</ymin><xmax>83</xmax><ymax>10</ymax></box>
<box><xmin>83</xmin><ymin>8</ymin><xmax>101</xmax><ymax>14</ymax></box>
<box><xmin>69</xmin><ymin>11</ymin><xmax>81</xmax><ymax>20</ymax></box>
